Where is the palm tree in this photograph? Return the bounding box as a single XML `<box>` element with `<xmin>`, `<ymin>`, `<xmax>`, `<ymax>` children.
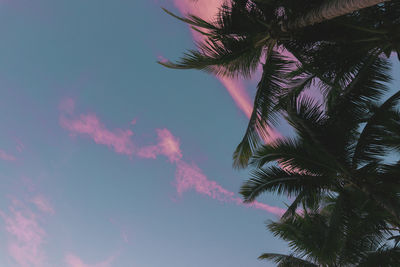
<box><xmin>161</xmin><ymin>0</ymin><xmax>400</xmax><ymax>168</ymax></box>
<box><xmin>161</xmin><ymin>2</ymin><xmax>400</xmax><ymax>263</ymax></box>
<box><xmin>282</xmin><ymin>0</ymin><xmax>389</xmax><ymax>31</ymax></box>
<box><xmin>259</xmin><ymin>194</ymin><xmax>400</xmax><ymax>266</ymax></box>
<box><xmin>239</xmin><ymin>55</ymin><xmax>400</xmax><ymax>222</ymax></box>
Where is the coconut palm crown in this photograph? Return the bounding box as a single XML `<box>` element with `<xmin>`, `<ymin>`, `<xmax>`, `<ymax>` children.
<box><xmin>240</xmin><ymin>54</ymin><xmax>400</xmax><ymax>224</ymax></box>
<box><xmin>260</xmin><ymin>194</ymin><xmax>400</xmax><ymax>266</ymax></box>
<box><xmin>161</xmin><ymin>0</ymin><xmax>400</xmax><ymax>168</ymax></box>
<box><xmin>238</xmin><ymin>53</ymin><xmax>400</xmax><ymax>265</ymax></box>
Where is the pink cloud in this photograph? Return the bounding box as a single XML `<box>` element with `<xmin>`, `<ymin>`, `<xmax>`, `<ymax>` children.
<box><xmin>60</xmin><ymin>104</ymin><xmax>181</xmax><ymax>162</ymax></box>
<box><xmin>65</xmin><ymin>253</ymin><xmax>115</xmax><ymax>267</ymax></box>
<box><xmin>239</xmin><ymin>199</ymin><xmax>285</xmax><ymax>216</ymax></box>
<box><xmin>219</xmin><ymin>77</ymin><xmax>283</xmax><ymax>145</ymax></box>
<box><xmin>175</xmin><ymin>161</ymin><xmax>235</xmax><ymax>201</ymax></box>
<box><xmin>137</xmin><ymin>128</ymin><xmax>182</xmax><ymax>162</ymax></box>
<box><xmin>0</xmin><ymin>149</ymin><xmax>16</xmax><ymax>161</ymax></box>
<box><xmin>171</xmin><ymin>0</ymin><xmax>303</xmax><ymax>185</ymax></box>
<box><xmin>60</xmin><ymin>113</ymin><xmax>135</xmax><ymax>156</ymax></box>
<box><xmin>156</xmin><ymin>128</ymin><xmax>183</xmax><ymax>162</ymax></box>
<box><xmin>157</xmin><ymin>55</ymin><xmax>169</xmax><ymax>64</ymax></box>
<box><xmin>218</xmin><ymin>77</ymin><xmax>253</xmax><ymax>118</ymax></box>
<box><xmin>172</xmin><ymin>0</ymin><xmax>255</xmax><ymax>116</ymax></box>
<box><xmin>171</xmin><ymin>0</ymin><xmax>284</xmax><ymax>145</ymax></box>
<box><xmin>136</xmin><ymin>145</ymin><xmax>158</xmax><ymax>159</ymax></box>
<box><xmin>175</xmin><ymin>161</ymin><xmax>284</xmax><ymax>216</ymax></box>
<box><xmin>60</xmin><ymin>100</ymin><xmax>284</xmax><ymax>216</ymax></box>
<box><xmin>173</xmin><ymin>0</ymin><xmax>224</xmax><ymax>22</ymax></box>
<box><xmin>172</xmin><ymin>0</ymin><xmax>226</xmax><ymax>42</ymax></box>
<box><xmin>31</xmin><ymin>195</ymin><xmax>55</xmax><ymax>215</ymax></box>
<box><xmin>172</xmin><ymin>0</ymin><xmax>256</xmax><ymax>117</ymax></box>
<box><xmin>0</xmin><ymin>199</ymin><xmax>47</xmax><ymax>267</ymax></box>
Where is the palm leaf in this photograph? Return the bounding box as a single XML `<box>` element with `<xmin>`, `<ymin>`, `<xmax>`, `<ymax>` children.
<box><xmin>357</xmin><ymin>247</ymin><xmax>400</xmax><ymax>266</ymax></box>
<box><xmin>258</xmin><ymin>253</ymin><xmax>317</xmax><ymax>267</ymax></box>
<box><xmin>353</xmin><ymin>90</ymin><xmax>400</xmax><ymax>167</ymax></box>
<box><xmin>233</xmin><ymin>51</ymin><xmax>292</xmax><ymax>168</ymax></box>
<box><xmin>158</xmin><ymin>36</ymin><xmax>265</xmax><ymax>78</ymax></box>
<box><xmin>240</xmin><ymin>166</ymin><xmax>330</xmax><ymax>203</ymax></box>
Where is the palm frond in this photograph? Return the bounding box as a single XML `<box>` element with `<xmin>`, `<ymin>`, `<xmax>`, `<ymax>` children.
<box><xmin>250</xmin><ymin>137</ymin><xmax>341</xmax><ymax>175</ymax></box>
<box><xmin>281</xmin><ymin>189</ymin><xmax>323</xmax><ymax>220</ymax></box>
<box><xmin>240</xmin><ymin>166</ymin><xmax>329</xmax><ymax>203</ymax></box>
<box><xmin>357</xmin><ymin>247</ymin><xmax>400</xmax><ymax>266</ymax></box>
<box><xmin>233</xmin><ymin>51</ymin><xmax>292</xmax><ymax>168</ymax></box>
<box><xmin>162</xmin><ymin>7</ymin><xmax>218</xmax><ymax>28</ymax></box>
<box><xmin>284</xmin><ymin>94</ymin><xmax>327</xmax><ymax>140</ymax></box>
<box><xmin>158</xmin><ymin>36</ymin><xmax>265</xmax><ymax>78</ymax></box>
<box><xmin>327</xmin><ymin>54</ymin><xmax>391</xmax><ymax>126</ymax></box>
<box><xmin>160</xmin><ymin>3</ymin><xmax>275</xmax><ymax>78</ymax></box>
<box><xmin>258</xmin><ymin>253</ymin><xmax>317</xmax><ymax>267</ymax></box>
<box><xmin>267</xmin><ymin>211</ymin><xmax>331</xmax><ymax>261</ymax></box>
<box><xmin>353</xmin><ymin>90</ymin><xmax>400</xmax><ymax>167</ymax></box>
<box><xmin>277</xmin><ymin>68</ymin><xmax>316</xmax><ymax>109</ymax></box>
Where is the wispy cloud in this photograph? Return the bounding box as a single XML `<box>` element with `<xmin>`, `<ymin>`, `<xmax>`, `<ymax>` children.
<box><xmin>172</xmin><ymin>0</ymin><xmax>256</xmax><ymax>118</ymax></box>
<box><xmin>171</xmin><ymin>0</ymin><xmax>284</xmax><ymax>146</ymax></box>
<box><xmin>1</xmin><ymin>193</ymin><xmax>117</xmax><ymax>267</ymax></box>
<box><xmin>175</xmin><ymin>161</ymin><xmax>235</xmax><ymax>201</ymax></box>
<box><xmin>173</xmin><ymin>0</ymin><xmax>224</xmax><ymax>21</ymax></box>
<box><xmin>241</xmin><ymin>200</ymin><xmax>286</xmax><ymax>216</ymax></box>
<box><xmin>157</xmin><ymin>55</ymin><xmax>169</xmax><ymax>64</ymax></box>
<box><xmin>65</xmin><ymin>253</ymin><xmax>116</xmax><ymax>267</ymax></box>
<box><xmin>60</xmin><ymin>99</ymin><xmax>284</xmax><ymax>216</ymax></box>
<box><xmin>175</xmin><ymin>161</ymin><xmax>285</xmax><ymax>216</ymax></box>
<box><xmin>31</xmin><ymin>195</ymin><xmax>55</xmax><ymax>215</ymax></box>
<box><xmin>59</xmin><ymin>98</ymin><xmax>135</xmax><ymax>156</ymax></box>
<box><xmin>218</xmin><ymin>77</ymin><xmax>253</xmax><ymax>118</ymax></box>
<box><xmin>138</xmin><ymin>128</ymin><xmax>182</xmax><ymax>163</ymax></box>
<box><xmin>0</xmin><ymin>149</ymin><xmax>16</xmax><ymax>161</ymax></box>
<box><xmin>0</xmin><ymin>198</ymin><xmax>47</xmax><ymax>267</ymax></box>
<box><xmin>60</xmin><ymin>112</ymin><xmax>135</xmax><ymax>156</ymax></box>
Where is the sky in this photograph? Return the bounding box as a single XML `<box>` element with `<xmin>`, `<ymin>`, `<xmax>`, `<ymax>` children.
<box><xmin>0</xmin><ymin>1</ymin><xmax>398</xmax><ymax>267</ymax></box>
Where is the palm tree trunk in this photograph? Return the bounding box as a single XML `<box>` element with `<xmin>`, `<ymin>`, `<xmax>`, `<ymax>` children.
<box><xmin>284</xmin><ymin>0</ymin><xmax>389</xmax><ymax>31</ymax></box>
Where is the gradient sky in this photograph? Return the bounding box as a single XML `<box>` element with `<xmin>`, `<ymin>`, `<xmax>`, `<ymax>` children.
<box><xmin>0</xmin><ymin>1</ymin><xmax>398</xmax><ymax>267</ymax></box>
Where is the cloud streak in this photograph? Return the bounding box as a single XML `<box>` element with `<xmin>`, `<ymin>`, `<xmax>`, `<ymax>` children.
<box><xmin>65</xmin><ymin>253</ymin><xmax>116</xmax><ymax>267</ymax></box>
<box><xmin>0</xmin><ymin>149</ymin><xmax>16</xmax><ymax>161</ymax></box>
<box><xmin>60</xmin><ymin>99</ymin><xmax>284</xmax><ymax>216</ymax></box>
<box><xmin>171</xmin><ymin>0</ymin><xmax>284</xmax><ymax>146</ymax></box>
<box><xmin>172</xmin><ymin>0</ymin><xmax>255</xmax><ymax>118</ymax></box>
<box><xmin>137</xmin><ymin>128</ymin><xmax>182</xmax><ymax>163</ymax></box>
<box><xmin>175</xmin><ymin>161</ymin><xmax>285</xmax><ymax>216</ymax></box>
<box><xmin>0</xmin><ymin>190</ymin><xmax>116</xmax><ymax>267</ymax></box>
<box><xmin>0</xmin><ymin>198</ymin><xmax>47</xmax><ymax>267</ymax></box>
<box><xmin>60</xmin><ymin>113</ymin><xmax>135</xmax><ymax>156</ymax></box>
<box><xmin>31</xmin><ymin>195</ymin><xmax>55</xmax><ymax>215</ymax></box>
<box><xmin>218</xmin><ymin>77</ymin><xmax>253</xmax><ymax>118</ymax></box>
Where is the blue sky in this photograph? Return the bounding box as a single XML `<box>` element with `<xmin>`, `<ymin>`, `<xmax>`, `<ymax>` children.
<box><xmin>0</xmin><ymin>1</ymin><xmax>398</xmax><ymax>267</ymax></box>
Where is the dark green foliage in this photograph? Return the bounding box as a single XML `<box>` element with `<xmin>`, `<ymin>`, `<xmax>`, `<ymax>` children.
<box><xmin>161</xmin><ymin>1</ymin><xmax>400</xmax><ymax>265</ymax></box>
<box><xmin>233</xmin><ymin>51</ymin><xmax>293</xmax><ymax>168</ymax></box>
<box><xmin>262</xmin><ymin>193</ymin><xmax>400</xmax><ymax>266</ymax></box>
<box><xmin>240</xmin><ymin>60</ymin><xmax>400</xmax><ymax>264</ymax></box>
<box><xmin>161</xmin><ymin>0</ymin><xmax>400</xmax><ymax>168</ymax></box>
